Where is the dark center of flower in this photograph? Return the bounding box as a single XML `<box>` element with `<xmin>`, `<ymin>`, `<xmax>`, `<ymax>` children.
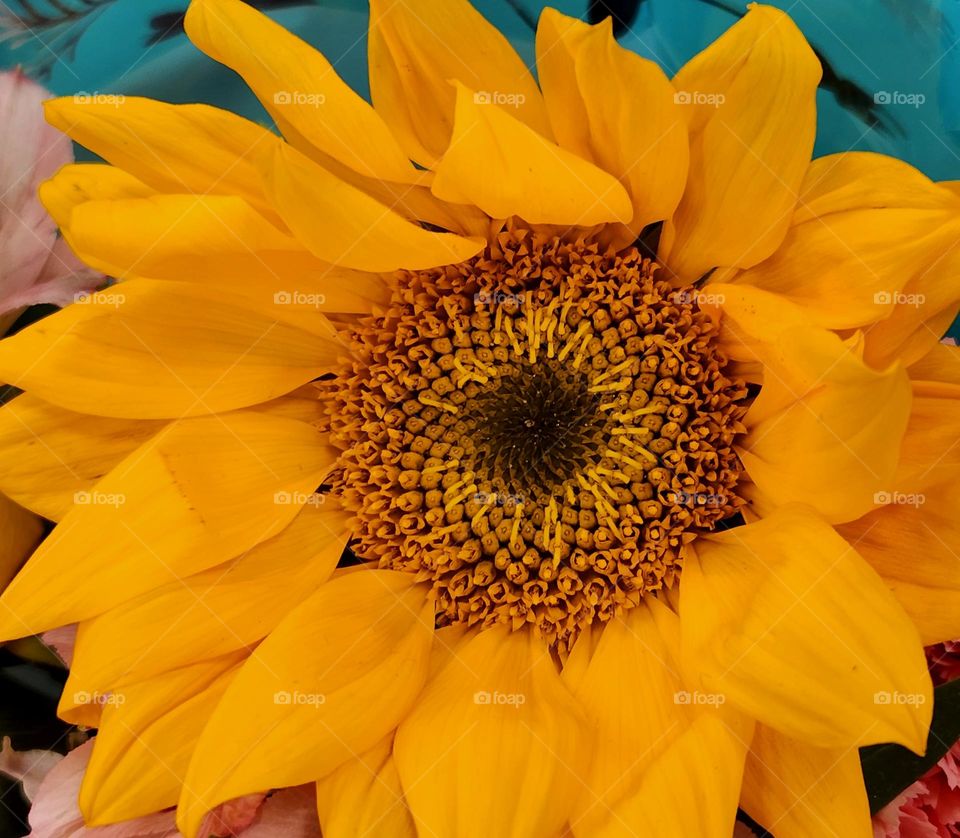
<box><xmin>327</xmin><ymin>227</ymin><xmax>748</xmax><ymax>650</ymax></box>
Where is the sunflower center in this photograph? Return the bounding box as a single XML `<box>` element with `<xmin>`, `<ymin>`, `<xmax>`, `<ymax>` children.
<box><xmin>328</xmin><ymin>227</ymin><xmax>748</xmax><ymax>650</ymax></box>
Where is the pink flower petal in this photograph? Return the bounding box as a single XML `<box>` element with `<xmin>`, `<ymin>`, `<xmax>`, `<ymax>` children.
<box><xmin>240</xmin><ymin>787</ymin><xmax>319</xmax><ymax>838</ymax></box>
<box><xmin>0</xmin><ymin>735</ymin><xmax>63</xmax><ymax>802</ymax></box>
<box><xmin>42</xmin><ymin>624</ymin><xmax>78</xmax><ymax>666</ymax></box>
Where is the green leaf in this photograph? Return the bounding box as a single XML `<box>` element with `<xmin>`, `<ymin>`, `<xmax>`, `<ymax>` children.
<box><xmin>862</xmin><ymin>678</ymin><xmax>960</xmax><ymax>814</ymax></box>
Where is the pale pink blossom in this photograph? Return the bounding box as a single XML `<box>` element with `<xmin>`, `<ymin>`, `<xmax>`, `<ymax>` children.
<box><xmin>20</xmin><ymin>740</ymin><xmax>318</xmax><ymax>837</ymax></box>
<box><xmin>0</xmin><ymin>69</ymin><xmax>99</xmax><ymax>333</ymax></box>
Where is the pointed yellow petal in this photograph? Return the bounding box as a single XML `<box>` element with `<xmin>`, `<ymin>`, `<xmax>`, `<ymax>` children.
<box><xmin>0</xmin><ymin>279</ymin><xmax>346</xmax><ymax>418</ymax></box>
<box><xmin>61</xmin><ymin>503</ymin><xmax>351</xmax><ymax>711</ymax></box>
<box><xmin>733</xmin><ymin>152</ymin><xmax>960</xmax><ymax>330</ymax></box>
<box><xmin>740</xmin><ymin>724</ymin><xmax>871</xmax><ymax>838</ymax></box>
<box><xmin>267</xmin><ymin>143</ymin><xmax>482</xmax><ymax>271</ymax></box>
<box><xmin>63</xmin><ymin>194</ymin><xmax>321</xmax><ymax>283</ymax></box>
<box><xmin>177</xmin><ymin>571</ymin><xmax>434</xmax><ymax>838</ymax></box>
<box><xmin>0</xmin><ymin>394</ymin><xmax>164</xmax><ymax>521</ymax></box>
<box><xmin>0</xmin><ymin>493</ymin><xmax>42</xmax><ymax>589</ymax></box>
<box><xmin>184</xmin><ymin>0</ymin><xmax>417</xmax><ymax>183</ymax></box>
<box><xmin>681</xmin><ymin>505</ymin><xmax>932</xmax><ymax>752</ymax></box>
<box><xmin>0</xmin><ymin>412</ymin><xmax>337</xmax><ymax>637</ymax></box>
<box><xmin>394</xmin><ymin>625</ymin><xmax>587</xmax><ymax>838</ymax></box>
<box><xmin>368</xmin><ymin>0</ymin><xmax>551</xmax><ymax>167</ymax></box>
<box><xmin>537</xmin><ymin>10</ymin><xmax>688</xmax><ymax>238</ymax></box>
<box><xmin>838</xmin><ymin>392</ymin><xmax>960</xmax><ymax>644</ymax></box>
<box><xmin>662</xmin><ymin>5</ymin><xmax>820</xmax><ymax>281</ymax></box>
<box><xmin>44</xmin><ymin>98</ymin><xmax>279</xmax><ymax>217</ymax></box>
<box><xmin>432</xmin><ymin>83</ymin><xmax>633</xmax><ymax>227</ymax></box>
<box><xmin>40</xmin><ymin>164</ymin><xmax>153</xmax><ymax>229</ymax></box>
<box><xmin>79</xmin><ymin>653</ymin><xmax>244</xmax><ymax>825</ymax></box>
<box><xmin>738</xmin><ymin>326</ymin><xmax>911</xmax><ymax>523</ymax></box>
<box><xmin>568</xmin><ymin>600</ymin><xmax>752</xmax><ymax>837</ymax></box>
<box><xmin>793</xmin><ymin>152</ymin><xmax>960</xmax><ymax>224</ymax></box>
<box><xmin>315</xmin><ymin>735</ymin><xmax>416</xmax><ymax>838</ymax></box>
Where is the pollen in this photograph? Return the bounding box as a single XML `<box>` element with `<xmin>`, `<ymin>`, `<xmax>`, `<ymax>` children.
<box><xmin>327</xmin><ymin>226</ymin><xmax>748</xmax><ymax>651</ymax></box>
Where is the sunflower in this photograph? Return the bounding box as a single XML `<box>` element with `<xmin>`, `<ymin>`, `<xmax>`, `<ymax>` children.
<box><xmin>1</xmin><ymin>0</ymin><xmax>959</xmax><ymax>835</ymax></box>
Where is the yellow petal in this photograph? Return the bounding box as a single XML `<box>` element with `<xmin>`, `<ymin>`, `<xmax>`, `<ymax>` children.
<box><xmin>79</xmin><ymin>653</ymin><xmax>244</xmax><ymax>825</ymax></box>
<box><xmin>40</xmin><ymin>164</ymin><xmax>154</xmax><ymax>230</ymax></box>
<box><xmin>703</xmin><ymin>281</ymin><xmax>816</xmax><ymax>364</ymax></box>
<box><xmin>662</xmin><ymin>5</ymin><xmax>820</xmax><ymax>281</ymax></box>
<box><xmin>61</xmin><ymin>502</ymin><xmax>350</xmax><ymax>709</ymax></box>
<box><xmin>838</xmin><ymin>392</ymin><xmax>960</xmax><ymax>644</ymax></box>
<box><xmin>0</xmin><ymin>278</ymin><xmax>346</xmax><ymax>418</ymax></box>
<box><xmin>909</xmin><ymin>340</ymin><xmax>960</xmax><ymax>387</ymax></box>
<box><xmin>568</xmin><ymin>600</ymin><xmax>752</xmax><ymax>837</ymax></box>
<box><xmin>44</xmin><ymin>98</ymin><xmax>279</xmax><ymax>217</ymax></box>
<box><xmin>733</xmin><ymin>152</ymin><xmax>960</xmax><ymax>330</ymax></box>
<box><xmin>184</xmin><ymin>0</ymin><xmax>417</xmax><ymax>183</ymax></box>
<box><xmin>315</xmin><ymin>735</ymin><xmax>416</xmax><ymax>838</ymax></box>
<box><xmin>536</xmin><ymin>10</ymin><xmax>688</xmax><ymax>238</ymax></box>
<box><xmin>738</xmin><ymin>326</ymin><xmax>911</xmax><ymax>523</ymax></box>
<box><xmin>176</xmin><ymin>571</ymin><xmax>434</xmax><ymax>838</ymax></box>
<box><xmin>0</xmin><ymin>411</ymin><xmax>337</xmax><ymax>637</ymax></box>
<box><xmin>63</xmin><ymin>194</ymin><xmax>324</xmax><ymax>284</ymax></box>
<box><xmin>681</xmin><ymin>505</ymin><xmax>932</xmax><ymax>752</ymax></box>
<box><xmin>793</xmin><ymin>152</ymin><xmax>960</xmax><ymax>224</ymax></box>
<box><xmin>432</xmin><ymin>83</ymin><xmax>633</xmax><ymax>227</ymax></box>
<box><xmin>0</xmin><ymin>394</ymin><xmax>165</xmax><ymax>521</ymax></box>
<box><xmin>0</xmin><ymin>493</ymin><xmax>42</xmax><ymax>589</ymax></box>
<box><xmin>394</xmin><ymin>624</ymin><xmax>587</xmax><ymax>838</ymax></box>
<box><xmin>267</xmin><ymin>143</ymin><xmax>482</xmax><ymax>271</ymax></box>
<box><xmin>740</xmin><ymin>724</ymin><xmax>871</xmax><ymax>838</ymax></box>
<box><xmin>368</xmin><ymin>0</ymin><xmax>551</xmax><ymax>167</ymax></box>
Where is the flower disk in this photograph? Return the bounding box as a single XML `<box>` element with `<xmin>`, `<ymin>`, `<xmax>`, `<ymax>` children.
<box><xmin>330</xmin><ymin>228</ymin><xmax>748</xmax><ymax>649</ymax></box>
